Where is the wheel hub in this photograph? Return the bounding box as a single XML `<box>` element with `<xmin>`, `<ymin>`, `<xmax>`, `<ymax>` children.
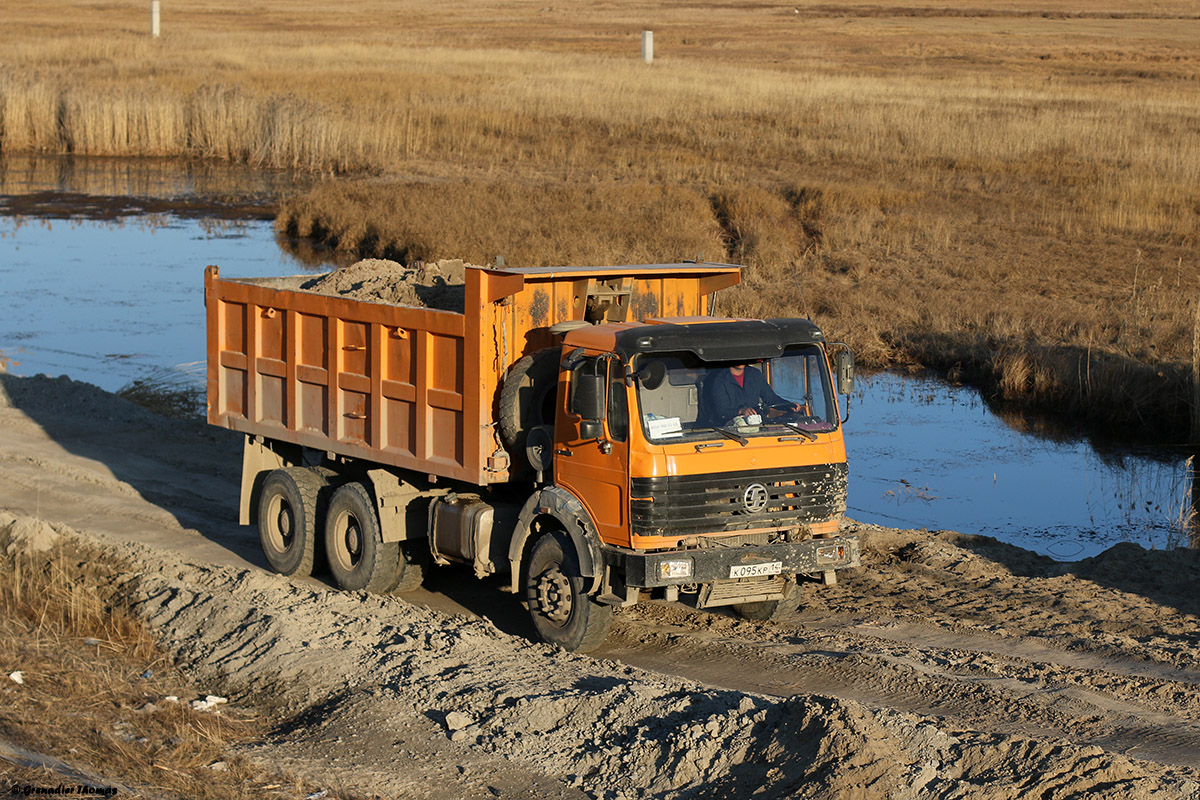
<box><xmin>277</xmin><ymin>505</ymin><xmax>293</xmax><ymax>538</ymax></box>
<box><xmin>344</xmin><ymin>522</ymin><xmax>362</xmax><ymax>559</ymax></box>
<box><xmin>535</xmin><ymin>568</ymin><xmax>574</xmax><ymax>623</ymax></box>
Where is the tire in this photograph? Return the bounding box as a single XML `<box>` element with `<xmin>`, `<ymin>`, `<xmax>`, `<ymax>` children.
<box><xmin>324</xmin><ymin>482</ymin><xmax>400</xmax><ymax>593</ymax></box>
<box><xmin>523</xmin><ymin>530</ymin><xmax>613</xmax><ymax>652</ymax></box>
<box><xmin>499</xmin><ymin>348</ymin><xmax>561</xmax><ymax>457</ymax></box>
<box><xmin>257</xmin><ymin>467</ymin><xmax>327</xmax><ymax>577</ymax></box>
<box><xmin>732</xmin><ymin>600</ymin><xmax>783</xmax><ymax>621</ymax></box>
<box><xmin>391</xmin><ymin>541</ymin><xmax>427</xmax><ymax>593</ymax></box>
<box><xmin>732</xmin><ymin>581</ymin><xmax>799</xmax><ymax>622</ymax></box>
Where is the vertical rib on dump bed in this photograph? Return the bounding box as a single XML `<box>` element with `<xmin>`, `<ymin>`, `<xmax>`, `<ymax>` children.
<box><xmin>205</xmin><ymin>263</ymin><xmax>740</xmax><ymax>486</ymax></box>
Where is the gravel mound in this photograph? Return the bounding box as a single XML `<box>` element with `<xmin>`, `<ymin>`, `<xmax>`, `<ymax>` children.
<box><xmin>0</xmin><ymin>511</ymin><xmax>62</xmax><ymax>555</ymax></box>
<box><xmin>120</xmin><ymin>544</ymin><xmax>1197</xmax><ymax>800</ymax></box>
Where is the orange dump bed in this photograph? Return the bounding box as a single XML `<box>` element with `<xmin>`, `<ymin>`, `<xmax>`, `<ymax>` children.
<box><xmin>205</xmin><ymin>263</ymin><xmax>739</xmax><ymax>486</ymax></box>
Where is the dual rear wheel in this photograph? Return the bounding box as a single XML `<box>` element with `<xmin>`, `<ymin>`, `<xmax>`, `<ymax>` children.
<box><xmin>257</xmin><ymin>468</ymin><xmax>326</xmax><ymax>577</ymax></box>
<box><xmin>256</xmin><ymin>469</ymin><xmax>423</xmax><ymax>592</ymax></box>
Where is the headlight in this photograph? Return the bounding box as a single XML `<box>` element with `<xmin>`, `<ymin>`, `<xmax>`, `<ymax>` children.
<box><xmin>658</xmin><ymin>558</ymin><xmax>693</xmax><ymax>579</ymax></box>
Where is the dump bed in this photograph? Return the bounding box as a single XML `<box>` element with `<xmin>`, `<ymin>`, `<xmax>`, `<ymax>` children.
<box><xmin>205</xmin><ymin>262</ymin><xmax>739</xmax><ymax>486</ymax></box>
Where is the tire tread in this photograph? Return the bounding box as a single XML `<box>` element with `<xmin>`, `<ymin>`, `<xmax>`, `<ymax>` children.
<box><xmin>258</xmin><ymin>467</ymin><xmax>328</xmax><ymax>577</ymax></box>
<box><xmin>325</xmin><ymin>482</ymin><xmax>400</xmax><ymax>593</ymax></box>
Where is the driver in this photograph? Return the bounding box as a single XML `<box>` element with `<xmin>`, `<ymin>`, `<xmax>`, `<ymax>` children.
<box><xmin>705</xmin><ymin>362</ymin><xmax>801</xmax><ymax>425</ymax></box>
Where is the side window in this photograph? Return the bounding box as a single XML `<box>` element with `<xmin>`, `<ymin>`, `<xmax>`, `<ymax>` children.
<box><xmin>607</xmin><ymin>358</ymin><xmax>628</xmax><ymax>442</ymax></box>
<box><xmin>806</xmin><ymin>355</ymin><xmax>831</xmax><ymax>420</ymax></box>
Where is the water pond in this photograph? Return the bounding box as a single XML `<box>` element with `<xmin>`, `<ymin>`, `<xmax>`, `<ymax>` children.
<box><xmin>846</xmin><ymin>372</ymin><xmax>1192</xmax><ymax>559</ymax></box>
<box><xmin>0</xmin><ymin>156</ymin><xmax>1193</xmax><ymax>560</ymax></box>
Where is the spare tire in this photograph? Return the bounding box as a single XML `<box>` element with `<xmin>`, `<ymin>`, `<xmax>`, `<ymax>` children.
<box><xmin>499</xmin><ymin>348</ymin><xmax>561</xmax><ymax>459</ymax></box>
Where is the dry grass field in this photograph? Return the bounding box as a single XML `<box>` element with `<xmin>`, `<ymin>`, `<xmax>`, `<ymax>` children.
<box><xmin>1</xmin><ymin>0</ymin><xmax>1198</xmax><ymax>436</ymax></box>
<box><xmin>0</xmin><ymin>538</ymin><xmax>326</xmax><ymax>798</ymax></box>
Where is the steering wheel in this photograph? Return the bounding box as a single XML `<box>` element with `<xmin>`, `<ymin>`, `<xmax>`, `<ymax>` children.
<box><xmin>768</xmin><ymin>404</ymin><xmax>821</xmax><ymax>425</ymax></box>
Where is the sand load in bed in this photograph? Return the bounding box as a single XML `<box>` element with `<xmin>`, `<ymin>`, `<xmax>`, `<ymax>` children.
<box><xmin>298</xmin><ymin>258</ymin><xmax>470</xmax><ymax>312</ymax></box>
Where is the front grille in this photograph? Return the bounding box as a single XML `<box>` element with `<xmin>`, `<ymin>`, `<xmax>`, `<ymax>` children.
<box><xmin>705</xmin><ymin>532</ymin><xmax>780</xmax><ymax>548</ymax></box>
<box><xmin>630</xmin><ymin>463</ymin><xmax>848</xmax><ymax>538</ymax></box>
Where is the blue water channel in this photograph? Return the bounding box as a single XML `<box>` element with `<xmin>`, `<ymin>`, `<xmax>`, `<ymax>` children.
<box><xmin>0</xmin><ymin>157</ymin><xmax>1192</xmax><ymax>560</ymax></box>
<box><xmin>847</xmin><ymin>372</ymin><xmax>1192</xmax><ymax>559</ymax></box>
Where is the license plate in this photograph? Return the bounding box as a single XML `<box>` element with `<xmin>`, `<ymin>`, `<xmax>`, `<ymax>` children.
<box><xmin>729</xmin><ymin>561</ymin><xmax>782</xmax><ymax>579</ymax></box>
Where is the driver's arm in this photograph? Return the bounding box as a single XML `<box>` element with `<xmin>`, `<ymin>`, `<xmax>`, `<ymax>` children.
<box><xmin>750</xmin><ymin>367</ymin><xmax>792</xmax><ymax>409</ymax></box>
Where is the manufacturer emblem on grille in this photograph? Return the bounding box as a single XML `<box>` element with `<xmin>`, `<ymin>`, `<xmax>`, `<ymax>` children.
<box><xmin>742</xmin><ymin>483</ymin><xmax>769</xmax><ymax>513</ymax></box>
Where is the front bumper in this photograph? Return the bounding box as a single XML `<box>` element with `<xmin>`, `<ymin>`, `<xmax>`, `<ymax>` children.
<box><xmin>609</xmin><ymin>535</ymin><xmax>860</xmax><ymax>589</ymax></box>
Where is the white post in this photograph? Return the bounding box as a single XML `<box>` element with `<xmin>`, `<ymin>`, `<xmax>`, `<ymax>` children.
<box><xmin>642</xmin><ymin>30</ymin><xmax>654</xmax><ymax>64</ymax></box>
<box><xmin>151</xmin><ymin>1</ymin><xmax>161</xmax><ymax>37</ymax></box>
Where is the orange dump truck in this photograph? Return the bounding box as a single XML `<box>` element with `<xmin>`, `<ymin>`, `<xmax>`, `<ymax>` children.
<box><xmin>205</xmin><ymin>262</ymin><xmax>859</xmax><ymax>651</ymax></box>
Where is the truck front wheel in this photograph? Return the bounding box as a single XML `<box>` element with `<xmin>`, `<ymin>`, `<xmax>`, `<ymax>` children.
<box><xmin>324</xmin><ymin>482</ymin><xmax>400</xmax><ymax>593</ymax></box>
<box><xmin>257</xmin><ymin>468</ymin><xmax>326</xmax><ymax>577</ymax></box>
<box><xmin>523</xmin><ymin>531</ymin><xmax>613</xmax><ymax>652</ymax></box>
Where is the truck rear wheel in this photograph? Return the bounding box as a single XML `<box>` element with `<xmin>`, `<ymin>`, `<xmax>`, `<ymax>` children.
<box><xmin>392</xmin><ymin>542</ymin><xmax>427</xmax><ymax>593</ymax></box>
<box><xmin>523</xmin><ymin>531</ymin><xmax>613</xmax><ymax>652</ymax></box>
<box><xmin>257</xmin><ymin>467</ymin><xmax>326</xmax><ymax>577</ymax></box>
<box><xmin>324</xmin><ymin>482</ymin><xmax>400</xmax><ymax>593</ymax></box>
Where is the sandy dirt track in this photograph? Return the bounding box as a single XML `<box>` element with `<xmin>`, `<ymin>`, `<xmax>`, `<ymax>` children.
<box><xmin>1</xmin><ymin>373</ymin><xmax>1199</xmax><ymax>799</ymax></box>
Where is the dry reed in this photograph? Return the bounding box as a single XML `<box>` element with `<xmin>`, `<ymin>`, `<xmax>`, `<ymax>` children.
<box><xmin>0</xmin><ymin>539</ymin><xmax>324</xmax><ymax>799</ymax></box>
<box><xmin>116</xmin><ymin>364</ymin><xmax>205</xmax><ymax>419</ymax></box>
<box><xmin>2</xmin><ymin>0</ymin><xmax>1198</xmax><ymax>437</ymax></box>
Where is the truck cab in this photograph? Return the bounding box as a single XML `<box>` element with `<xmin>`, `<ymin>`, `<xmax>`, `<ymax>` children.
<box><xmin>512</xmin><ymin>318</ymin><xmax>859</xmax><ymax>650</ymax></box>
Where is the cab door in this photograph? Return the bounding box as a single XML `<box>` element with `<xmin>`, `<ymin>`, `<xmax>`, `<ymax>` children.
<box><xmin>554</xmin><ymin>352</ymin><xmax>631</xmax><ymax>547</ymax></box>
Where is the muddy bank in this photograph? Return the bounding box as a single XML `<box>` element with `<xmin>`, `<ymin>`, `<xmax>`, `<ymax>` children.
<box><xmin>7</xmin><ymin>514</ymin><xmax>1193</xmax><ymax>800</ymax></box>
<box><xmin>0</xmin><ymin>190</ymin><xmax>274</xmax><ymax>222</ymax></box>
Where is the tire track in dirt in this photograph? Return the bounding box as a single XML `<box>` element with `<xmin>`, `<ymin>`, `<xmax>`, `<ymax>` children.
<box><xmin>596</xmin><ymin>603</ymin><xmax>1200</xmax><ymax>771</ymax></box>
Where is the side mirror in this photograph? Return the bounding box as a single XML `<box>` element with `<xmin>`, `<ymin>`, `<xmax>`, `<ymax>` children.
<box><xmin>579</xmin><ymin>419</ymin><xmax>604</xmax><ymax>441</ymax></box>
<box><xmin>836</xmin><ymin>350</ymin><xmax>855</xmax><ymax>395</ymax></box>
<box><xmin>570</xmin><ymin>373</ymin><xmax>606</xmax><ymax>420</ymax></box>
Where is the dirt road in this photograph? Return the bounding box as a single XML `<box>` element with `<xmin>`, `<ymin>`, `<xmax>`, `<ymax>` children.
<box><xmin>1</xmin><ymin>372</ymin><xmax>1198</xmax><ymax>799</ymax></box>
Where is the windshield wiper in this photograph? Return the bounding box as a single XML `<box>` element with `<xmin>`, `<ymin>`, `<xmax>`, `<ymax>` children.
<box><xmin>705</xmin><ymin>426</ymin><xmax>748</xmax><ymax>446</ymax></box>
<box><xmin>782</xmin><ymin>422</ymin><xmax>818</xmax><ymax>441</ymax></box>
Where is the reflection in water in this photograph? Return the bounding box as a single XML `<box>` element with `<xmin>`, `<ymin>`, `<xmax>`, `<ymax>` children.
<box><xmin>847</xmin><ymin>372</ymin><xmax>1195</xmax><ymax>559</ymax></box>
<box><xmin>0</xmin><ymin>154</ymin><xmax>338</xmax><ymax>391</ymax></box>
<box><xmin>0</xmin><ymin>154</ymin><xmax>310</xmax><ymax>204</ymax></box>
<box><xmin>275</xmin><ymin>231</ymin><xmax>358</xmax><ymax>270</ymax></box>
<box><xmin>1187</xmin><ymin>457</ymin><xmax>1200</xmax><ymax>549</ymax></box>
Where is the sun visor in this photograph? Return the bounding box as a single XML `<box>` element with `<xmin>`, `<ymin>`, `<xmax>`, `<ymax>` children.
<box><xmin>613</xmin><ymin>319</ymin><xmax>825</xmax><ymax>362</ymax></box>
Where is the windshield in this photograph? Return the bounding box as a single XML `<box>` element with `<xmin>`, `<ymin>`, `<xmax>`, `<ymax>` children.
<box><xmin>632</xmin><ymin>345</ymin><xmax>838</xmax><ymax>444</ymax></box>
